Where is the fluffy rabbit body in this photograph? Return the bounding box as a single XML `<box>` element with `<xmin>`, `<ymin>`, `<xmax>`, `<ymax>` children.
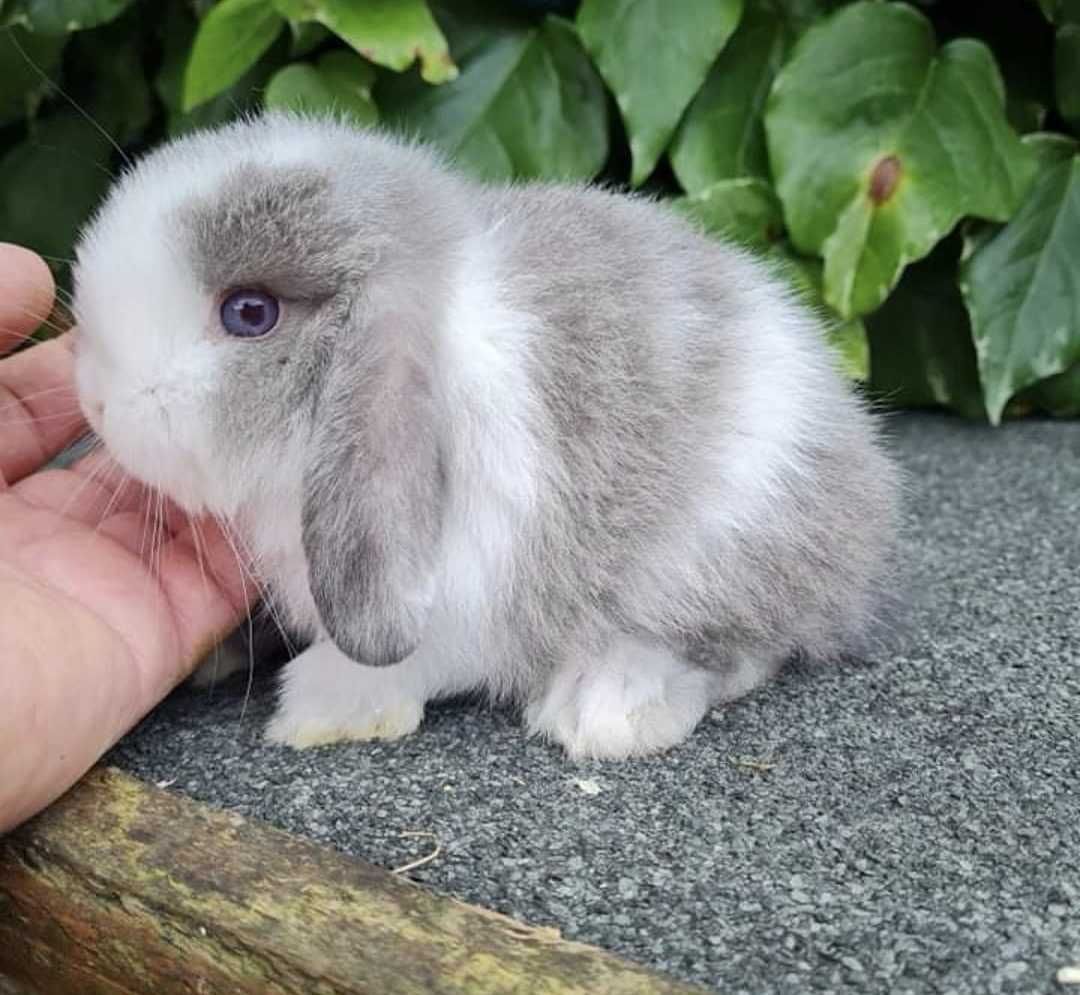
<box><xmin>73</xmin><ymin>115</ymin><xmax>899</xmax><ymax>758</ymax></box>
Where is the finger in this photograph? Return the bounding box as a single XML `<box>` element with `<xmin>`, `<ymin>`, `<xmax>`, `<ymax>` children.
<box><xmin>159</xmin><ymin>517</ymin><xmax>257</xmax><ymax>670</ymax></box>
<box><xmin>0</xmin><ymin>244</ymin><xmax>56</xmax><ymax>355</ymax></box>
<box><xmin>67</xmin><ymin>464</ymin><xmax>196</xmax><ymax>538</ymax></box>
<box><xmin>0</xmin><ymin>334</ymin><xmax>85</xmax><ymax>487</ymax></box>
<box><xmin>11</xmin><ymin>460</ymin><xmax>144</xmax><ymax>528</ymax></box>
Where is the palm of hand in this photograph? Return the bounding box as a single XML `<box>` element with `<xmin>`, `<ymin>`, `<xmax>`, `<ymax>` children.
<box><xmin>0</xmin><ymin>246</ymin><xmax>252</xmax><ymax>831</ymax></box>
<box><xmin>0</xmin><ymin>336</ymin><xmax>248</xmax><ymax>692</ymax></box>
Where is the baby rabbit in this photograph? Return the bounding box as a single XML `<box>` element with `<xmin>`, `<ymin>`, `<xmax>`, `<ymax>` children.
<box><xmin>72</xmin><ymin>114</ymin><xmax>899</xmax><ymax>759</ymax></box>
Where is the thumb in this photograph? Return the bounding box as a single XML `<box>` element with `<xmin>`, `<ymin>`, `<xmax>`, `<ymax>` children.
<box><xmin>0</xmin><ymin>244</ymin><xmax>57</xmax><ymax>356</ymax></box>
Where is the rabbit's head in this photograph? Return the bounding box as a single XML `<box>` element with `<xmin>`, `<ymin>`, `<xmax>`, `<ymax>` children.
<box><xmin>73</xmin><ymin>115</ymin><xmax>466</xmax><ymax>664</ymax></box>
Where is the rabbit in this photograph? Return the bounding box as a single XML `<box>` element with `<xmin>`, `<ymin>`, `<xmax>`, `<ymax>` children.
<box><xmin>71</xmin><ymin>113</ymin><xmax>901</xmax><ymax>759</ymax></box>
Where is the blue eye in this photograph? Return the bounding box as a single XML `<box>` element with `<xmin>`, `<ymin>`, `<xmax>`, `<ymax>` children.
<box><xmin>220</xmin><ymin>289</ymin><xmax>279</xmax><ymax>338</ymax></box>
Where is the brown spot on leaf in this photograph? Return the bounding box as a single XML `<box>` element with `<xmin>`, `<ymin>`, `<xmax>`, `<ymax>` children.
<box><xmin>869</xmin><ymin>155</ymin><xmax>902</xmax><ymax>205</ymax></box>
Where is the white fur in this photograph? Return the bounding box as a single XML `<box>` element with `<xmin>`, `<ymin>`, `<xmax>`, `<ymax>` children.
<box><xmin>431</xmin><ymin>234</ymin><xmax>542</xmax><ymax>638</ymax></box>
<box><xmin>266</xmin><ymin>640</ymin><xmax>426</xmax><ymax>746</ymax></box>
<box><xmin>525</xmin><ymin>635</ymin><xmax>723</xmax><ymax>760</ymax></box>
<box><xmin>702</xmin><ymin>280</ymin><xmax>837</xmax><ymax>534</ymax></box>
<box><xmin>262</xmin><ymin>232</ymin><xmax>543</xmax><ymax>743</ymax></box>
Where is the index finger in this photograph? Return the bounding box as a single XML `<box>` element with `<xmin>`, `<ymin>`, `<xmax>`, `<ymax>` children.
<box><xmin>0</xmin><ymin>334</ymin><xmax>85</xmax><ymax>487</ymax></box>
<box><xmin>0</xmin><ymin>243</ymin><xmax>56</xmax><ymax>355</ymax></box>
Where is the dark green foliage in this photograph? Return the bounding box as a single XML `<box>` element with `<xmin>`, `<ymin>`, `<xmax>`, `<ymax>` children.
<box><xmin>0</xmin><ymin>0</ymin><xmax>1077</xmax><ymax>421</ymax></box>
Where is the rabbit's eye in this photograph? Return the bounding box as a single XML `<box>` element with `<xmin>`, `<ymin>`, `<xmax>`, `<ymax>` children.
<box><xmin>220</xmin><ymin>289</ymin><xmax>279</xmax><ymax>338</ymax></box>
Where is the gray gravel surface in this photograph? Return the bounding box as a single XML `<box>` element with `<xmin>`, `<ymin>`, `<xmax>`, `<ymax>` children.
<box><xmin>110</xmin><ymin>413</ymin><xmax>1080</xmax><ymax>994</ymax></box>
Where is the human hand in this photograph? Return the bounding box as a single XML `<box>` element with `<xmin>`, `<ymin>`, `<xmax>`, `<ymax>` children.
<box><xmin>0</xmin><ymin>243</ymin><xmax>251</xmax><ymax>832</ymax></box>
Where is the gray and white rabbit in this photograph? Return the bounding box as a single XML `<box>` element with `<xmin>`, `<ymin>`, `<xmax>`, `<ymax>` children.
<box><xmin>72</xmin><ymin>114</ymin><xmax>900</xmax><ymax>759</ymax></box>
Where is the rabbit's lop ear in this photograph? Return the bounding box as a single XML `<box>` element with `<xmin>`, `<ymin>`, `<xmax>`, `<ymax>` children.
<box><xmin>302</xmin><ymin>317</ymin><xmax>445</xmax><ymax>667</ymax></box>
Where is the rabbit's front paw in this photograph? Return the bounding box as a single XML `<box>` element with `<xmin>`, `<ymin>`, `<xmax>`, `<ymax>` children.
<box><xmin>525</xmin><ymin>636</ymin><xmax>717</xmax><ymax>760</ymax></box>
<box><xmin>265</xmin><ymin>641</ymin><xmax>424</xmax><ymax>748</ymax></box>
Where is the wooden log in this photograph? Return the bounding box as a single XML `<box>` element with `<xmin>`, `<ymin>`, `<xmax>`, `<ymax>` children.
<box><xmin>0</xmin><ymin>768</ymin><xmax>708</xmax><ymax>995</ymax></box>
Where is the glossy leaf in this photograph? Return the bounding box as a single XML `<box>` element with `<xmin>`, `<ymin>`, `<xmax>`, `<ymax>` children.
<box><xmin>159</xmin><ymin>1</ymin><xmax>285</xmax><ymax>136</ymax></box>
<box><xmin>959</xmin><ymin>134</ymin><xmax>1080</xmax><ymax>423</ymax></box>
<box><xmin>766</xmin><ymin>2</ymin><xmax>1036</xmax><ymax>319</ymax></box>
<box><xmin>777</xmin><ymin>249</ymin><xmax>869</xmax><ymax>382</ymax></box>
<box><xmin>824</xmin><ymin>314</ymin><xmax>871</xmax><ymax>382</ymax></box>
<box><xmin>273</xmin><ymin>0</ymin><xmax>457</xmax><ymax>83</ymax></box>
<box><xmin>578</xmin><ymin>0</ymin><xmax>743</xmax><ymax>186</ymax></box>
<box><xmin>265</xmin><ymin>50</ymin><xmax>378</xmax><ymax>124</ymax></box>
<box><xmin>765</xmin><ymin>0</ymin><xmax>836</xmax><ymax>31</ymax></box>
<box><xmin>670</xmin><ymin>5</ymin><xmax>787</xmax><ymax>192</ymax></box>
<box><xmin>380</xmin><ymin>13</ymin><xmax>607</xmax><ymax>181</ymax></box>
<box><xmin>669</xmin><ymin>0</ymin><xmax>833</xmax><ymax>193</ymax></box>
<box><xmin>182</xmin><ymin>0</ymin><xmax>285</xmax><ymax>111</ymax></box>
<box><xmin>2</xmin><ymin>0</ymin><xmax>133</xmax><ymax>33</ymax></box>
<box><xmin>672</xmin><ymin>178</ymin><xmax>784</xmax><ymax>249</ymax></box>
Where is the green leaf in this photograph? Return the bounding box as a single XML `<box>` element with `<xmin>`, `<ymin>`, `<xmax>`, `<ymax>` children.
<box><xmin>775</xmin><ymin>248</ymin><xmax>869</xmax><ymax>381</ymax></box>
<box><xmin>866</xmin><ymin>241</ymin><xmax>985</xmax><ymax>419</ymax></box>
<box><xmin>672</xmin><ymin>178</ymin><xmax>784</xmax><ymax>249</ymax></box>
<box><xmin>577</xmin><ymin>0</ymin><xmax>743</xmax><ymax>186</ymax></box>
<box><xmin>824</xmin><ymin>314</ymin><xmax>870</xmax><ymax>382</ymax></box>
<box><xmin>0</xmin><ymin>26</ymin><xmax>65</xmax><ymax>126</ymax></box>
<box><xmin>1056</xmin><ymin>25</ymin><xmax>1080</xmax><ymax>130</ymax></box>
<box><xmin>265</xmin><ymin>50</ymin><xmax>377</xmax><ymax>124</ymax></box>
<box><xmin>158</xmin><ymin>1</ymin><xmax>285</xmax><ymax>136</ymax></box>
<box><xmin>182</xmin><ymin>0</ymin><xmax>285</xmax><ymax>111</ymax></box>
<box><xmin>959</xmin><ymin>134</ymin><xmax>1080</xmax><ymax>423</ymax></box>
<box><xmin>0</xmin><ymin>111</ymin><xmax>113</xmax><ymax>261</ymax></box>
<box><xmin>270</xmin><ymin>0</ymin><xmax>308</xmax><ymax>15</ymax></box>
<box><xmin>2</xmin><ymin>0</ymin><xmax>133</xmax><ymax>33</ymax></box>
<box><xmin>765</xmin><ymin>2</ymin><xmax>1036</xmax><ymax>319</ymax></box>
<box><xmin>380</xmin><ymin>13</ymin><xmax>607</xmax><ymax>182</ymax></box>
<box><xmin>670</xmin><ymin>0</ymin><xmax>839</xmax><ymax>194</ymax></box>
<box><xmin>273</xmin><ymin>0</ymin><xmax>457</xmax><ymax>84</ymax></box>
<box><xmin>764</xmin><ymin>0</ymin><xmax>835</xmax><ymax>32</ymax></box>
<box><xmin>1021</xmin><ymin>361</ymin><xmax>1080</xmax><ymax>416</ymax></box>
<box><xmin>670</xmin><ymin>5</ymin><xmax>787</xmax><ymax>193</ymax></box>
